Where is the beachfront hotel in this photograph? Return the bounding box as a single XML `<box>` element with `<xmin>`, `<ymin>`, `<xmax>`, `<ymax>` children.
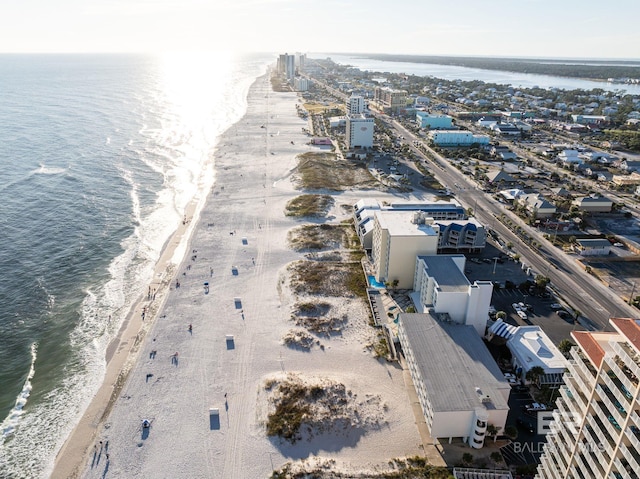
<box><xmin>411</xmin><ymin>254</ymin><xmax>493</xmax><ymax>336</ymax></box>
<box><xmin>370</xmin><ymin>210</ymin><xmax>439</xmax><ymax>289</ymax></box>
<box><xmin>345</xmin><ymin>114</ymin><xmax>374</xmax><ymax>149</ymax></box>
<box><xmin>398</xmin><ymin>313</ymin><xmax>510</xmax><ymax>449</ymax></box>
<box><xmin>353</xmin><ymin>198</ymin><xmax>468</xmax><ymax>252</ymax></box>
<box><xmin>536</xmin><ymin>318</ymin><xmax>640</xmax><ymax>479</ymax></box>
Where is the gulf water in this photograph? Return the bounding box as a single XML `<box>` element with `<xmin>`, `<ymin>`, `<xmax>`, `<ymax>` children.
<box><xmin>0</xmin><ymin>52</ymin><xmax>272</xmax><ymax>477</ymax></box>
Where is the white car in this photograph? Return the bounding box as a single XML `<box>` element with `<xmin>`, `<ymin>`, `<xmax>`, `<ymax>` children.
<box><xmin>517</xmin><ymin>310</ymin><xmax>528</xmax><ymax>320</ymax></box>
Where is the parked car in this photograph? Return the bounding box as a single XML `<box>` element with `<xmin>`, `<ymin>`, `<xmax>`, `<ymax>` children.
<box><xmin>517</xmin><ymin>418</ymin><xmax>535</xmax><ymax>434</ymax></box>
<box><xmin>550</xmin><ymin>303</ymin><xmax>563</xmax><ymax>310</ymax></box>
<box><xmin>517</xmin><ymin>310</ymin><xmax>528</xmax><ymax>320</ymax></box>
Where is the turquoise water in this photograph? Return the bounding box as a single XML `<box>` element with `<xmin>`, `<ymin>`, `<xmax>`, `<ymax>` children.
<box><xmin>368</xmin><ymin>275</ymin><xmax>385</xmax><ymax>289</ymax></box>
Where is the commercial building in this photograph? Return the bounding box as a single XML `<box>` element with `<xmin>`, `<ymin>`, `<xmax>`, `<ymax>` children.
<box><xmin>345</xmin><ymin>114</ymin><xmax>374</xmax><ymax>149</ymax></box>
<box><xmin>371</xmin><ymin>211</ymin><xmax>439</xmax><ymax>289</ymax></box>
<box><xmin>574</xmin><ymin>238</ymin><xmax>612</xmax><ymax>256</ymax></box>
<box><xmin>373</xmin><ymin>87</ymin><xmax>408</xmax><ymax>114</ymax></box>
<box><xmin>429</xmin><ymin>130</ymin><xmax>490</xmax><ymax>146</ymax></box>
<box><xmin>412</xmin><ymin>255</ymin><xmax>493</xmax><ymax>336</ymax></box>
<box><xmin>572</xmin><ymin>195</ymin><xmax>613</xmax><ymax>213</ymax></box>
<box><xmin>536</xmin><ymin>317</ymin><xmax>640</xmax><ymax>479</ymax></box>
<box><xmin>347</xmin><ymin>95</ymin><xmax>365</xmax><ymax>115</ymax></box>
<box><xmin>507</xmin><ymin>326</ymin><xmax>568</xmax><ymax>388</ymax></box>
<box><xmin>398</xmin><ymin>313</ymin><xmax>510</xmax><ymax>448</ymax></box>
<box><xmin>416</xmin><ymin>112</ymin><xmax>453</xmax><ymax>129</ymax></box>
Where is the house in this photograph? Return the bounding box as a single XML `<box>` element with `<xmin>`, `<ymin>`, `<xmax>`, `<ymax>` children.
<box><xmin>558</xmin><ymin>150</ymin><xmax>583</xmax><ymax>166</ymax></box>
<box><xmin>517</xmin><ymin>193</ymin><xmax>557</xmax><ymax>218</ymax></box>
<box><xmin>398</xmin><ymin>313</ymin><xmax>510</xmax><ymax>448</ymax></box>
<box><xmin>486</xmin><ymin>170</ymin><xmax>516</xmax><ymax>185</ymax></box>
<box><xmin>572</xmin><ymin>195</ymin><xmax>613</xmax><ymax>213</ymax></box>
<box><xmin>574</xmin><ymin>238</ymin><xmax>612</xmax><ymax>256</ymax></box>
<box><xmin>490</xmin><ymin>145</ymin><xmax>517</xmax><ymax>161</ymax></box>
<box><xmin>620</xmin><ymin>160</ymin><xmax>640</xmax><ymax>173</ymax></box>
<box><xmin>550</xmin><ymin>187</ymin><xmax>570</xmax><ymax>197</ymax></box>
<box><xmin>612</xmin><ymin>172</ymin><xmax>640</xmax><ymax>186</ymax></box>
<box><xmin>597</xmin><ymin>171</ymin><xmax>613</xmax><ymax>182</ymax></box>
<box><xmin>491</xmin><ymin>123</ymin><xmax>521</xmax><ymax>136</ymax></box>
<box><xmin>507</xmin><ymin>326</ymin><xmax>568</xmax><ymax>387</ymax></box>
<box><xmin>499</xmin><ymin>188</ymin><xmax>525</xmax><ymax>202</ymax></box>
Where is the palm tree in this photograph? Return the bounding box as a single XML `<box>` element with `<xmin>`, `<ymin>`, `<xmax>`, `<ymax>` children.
<box><xmin>558</xmin><ymin>339</ymin><xmax>575</xmax><ymax>357</ymax></box>
<box><xmin>526</xmin><ymin>365</ymin><xmax>546</xmax><ymax>387</ymax></box>
<box><xmin>486</xmin><ymin>424</ymin><xmax>501</xmax><ymax>443</ymax></box>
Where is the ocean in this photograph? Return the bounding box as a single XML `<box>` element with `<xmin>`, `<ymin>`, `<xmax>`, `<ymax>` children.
<box><xmin>0</xmin><ymin>52</ymin><xmax>272</xmax><ymax>478</ymax></box>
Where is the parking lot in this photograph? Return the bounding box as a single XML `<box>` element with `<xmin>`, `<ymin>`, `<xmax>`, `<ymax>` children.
<box><xmin>500</xmin><ymin>389</ymin><xmax>551</xmax><ymax>467</ymax></box>
<box><xmin>466</xmin><ymin>242</ymin><xmax>584</xmax><ymax>345</ymax></box>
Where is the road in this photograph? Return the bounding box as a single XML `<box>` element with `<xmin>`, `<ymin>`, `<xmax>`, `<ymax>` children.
<box><xmin>385</xmin><ymin>117</ymin><xmax>638</xmax><ymax>330</ymax></box>
<box><xmin>305</xmin><ymin>72</ymin><xmax>638</xmax><ymax>330</ymax></box>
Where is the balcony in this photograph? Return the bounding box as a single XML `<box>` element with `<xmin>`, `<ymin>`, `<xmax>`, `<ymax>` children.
<box><xmin>572</xmin><ymin>348</ymin><xmax>598</xmax><ymax>382</ymax></box>
<box><xmin>602</xmin><ymin>371</ymin><xmax>633</xmax><ymax>408</ymax></box>
<box><xmin>596</xmin><ymin>384</ymin><xmax>626</xmax><ymax>427</ymax></box>
<box><xmin>626</xmin><ymin>425</ymin><xmax>640</xmax><ymax>452</ymax></box>
<box><xmin>606</xmin><ymin>358</ymin><xmax>638</xmax><ymax>397</ymax></box>
<box><xmin>590</xmin><ymin>415</ymin><xmax>616</xmax><ymax>457</ymax></box>
<box><xmin>592</xmin><ymin>400</ymin><xmax>622</xmax><ymax>441</ymax></box>
<box><xmin>618</xmin><ymin>442</ymin><xmax>640</xmax><ymax>473</ymax></box>
<box><xmin>611</xmin><ymin>343</ymin><xmax>640</xmax><ymax>386</ymax></box>
<box><xmin>566</xmin><ymin>368</ymin><xmax>591</xmax><ymax>400</ymax></box>
<box><xmin>574</xmin><ymin>453</ymin><xmax>596</xmax><ymax>479</ymax></box>
<box><xmin>587</xmin><ymin>413</ymin><xmax>619</xmax><ymax>455</ymax></box>
<box><xmin>612</xmin><ymin>458</ymin><xmax>633</xmax><ymax>479</ymax></box>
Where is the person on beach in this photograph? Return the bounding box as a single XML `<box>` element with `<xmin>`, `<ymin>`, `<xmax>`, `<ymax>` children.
<box><xmin>188</xmin><ymin>324</ymin><xmax>192</xmax><ymax>333</ymax></box>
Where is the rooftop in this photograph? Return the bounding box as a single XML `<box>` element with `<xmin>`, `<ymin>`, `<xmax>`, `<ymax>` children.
<box><xmin>399</xmin><ymin>313</ymin><xmax>510</xmax><ymax>413</ymax></box>
<box><xmin>572</xmin><ymin>331</ymin><xmax>617</xmax><ymax>369</ymax></box>
<box><xmin>375</xmin><ymin>211</ymin><xmax>438</xmax><ymax>237</ymax></box>
<box><xmin>507</xmin><ymin>326</ymin><xmax>568</xmax><ymax>372</ymax></box>
<box><xmin>417</xmin><ymin>255</ymin><xmax>469</xmax><ymax>293</ymax></box>
<box><xmin>610</xmin><ymin>317</ymin><xmax>640</xmax><ymax>353</ymax></box>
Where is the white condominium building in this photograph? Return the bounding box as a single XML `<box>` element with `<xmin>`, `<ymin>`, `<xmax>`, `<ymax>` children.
<box><xmin>412</xmin><ymin>254</ymin><xmax>493</xmax><ymax>336</ymax></box>
<box><xmin>398</xmin><ymin>313</ymin><xmax>510</xmax><ymax>449</ymax></box>
<box><xmin>371</xmin><ymin>211</ymin><xmax>438</xmax><ymax>289</ymax></box>
<box><xmin>347</xmin><ymin>95</ymin><xmax>365</xmax><ymax>115</ymax></box>
<box><xmin>536</xmin><ymin>317</ymin><xmax>640</xmax><ymax>479</ymax></box>
<box><xmin>345</xmin><ymin>114</ymin><xmax>374</xmax><ymax>149</ymax></box>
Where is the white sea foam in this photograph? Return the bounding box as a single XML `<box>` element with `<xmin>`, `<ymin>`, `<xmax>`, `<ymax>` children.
<box><xmin>34</xmin><ymin>164</ymin><xmax>66</xmax><ymax>175</ymax></box>
<box><xmin>0</xmin><ymin>53</ymin><xmax>271</xmax><ymax>479</ymax></box>
<box><xmin>0</xmin><ymin>343</ymin><xmax>37</xmax><ymax>441</ymax></box>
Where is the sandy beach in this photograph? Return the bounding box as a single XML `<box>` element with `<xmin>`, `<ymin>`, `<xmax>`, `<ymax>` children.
<box><xmin>52</xmin><ymin>71</ymin><xmax>425</xmax><ymax>479</ymax></box>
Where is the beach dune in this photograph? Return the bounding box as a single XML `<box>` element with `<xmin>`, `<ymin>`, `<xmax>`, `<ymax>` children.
<box><xmin>52</xmin><ymin>72</ymin><xmax>424</xmax><ymax>479</ymax></box>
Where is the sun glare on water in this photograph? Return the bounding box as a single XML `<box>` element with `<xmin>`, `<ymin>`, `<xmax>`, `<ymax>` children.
<box><xmin>158</xmin><ymin>50</ymin><xmax>236</xmax><ymax>127</ymax></box>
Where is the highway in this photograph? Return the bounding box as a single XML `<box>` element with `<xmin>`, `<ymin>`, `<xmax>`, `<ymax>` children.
<box><xmin>305</xmin><ymin>70</ymin><xmax>638</xmax><ymax>329</ymax></box>
<box><xmin>385</xmin><ymin>117</ymin><xmax>638</xmax><ymax>331</ymax></box>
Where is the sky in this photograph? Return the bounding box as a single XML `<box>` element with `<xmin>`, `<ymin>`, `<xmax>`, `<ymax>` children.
<box><xmin>1</xmin><ymin>0</ymin><xmax>639</xmax><ymax>59</ymax></box>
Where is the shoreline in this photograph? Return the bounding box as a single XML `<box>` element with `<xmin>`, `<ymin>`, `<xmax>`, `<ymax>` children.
<box><xmin>64</xmin><ymin>69</ymin><xmax>426</xmax><ymax>479</ymax></box>
<box><xmin>49</xmin><ymin>74</ymin><xmax>259</xmax><ymax>478</ymax></box>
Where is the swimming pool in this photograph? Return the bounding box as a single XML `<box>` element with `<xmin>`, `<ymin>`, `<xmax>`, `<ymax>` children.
<box><xmin>368</xmin><ymin>275</ymin><xmax>385</xmax><ymax>289</ymax></box>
